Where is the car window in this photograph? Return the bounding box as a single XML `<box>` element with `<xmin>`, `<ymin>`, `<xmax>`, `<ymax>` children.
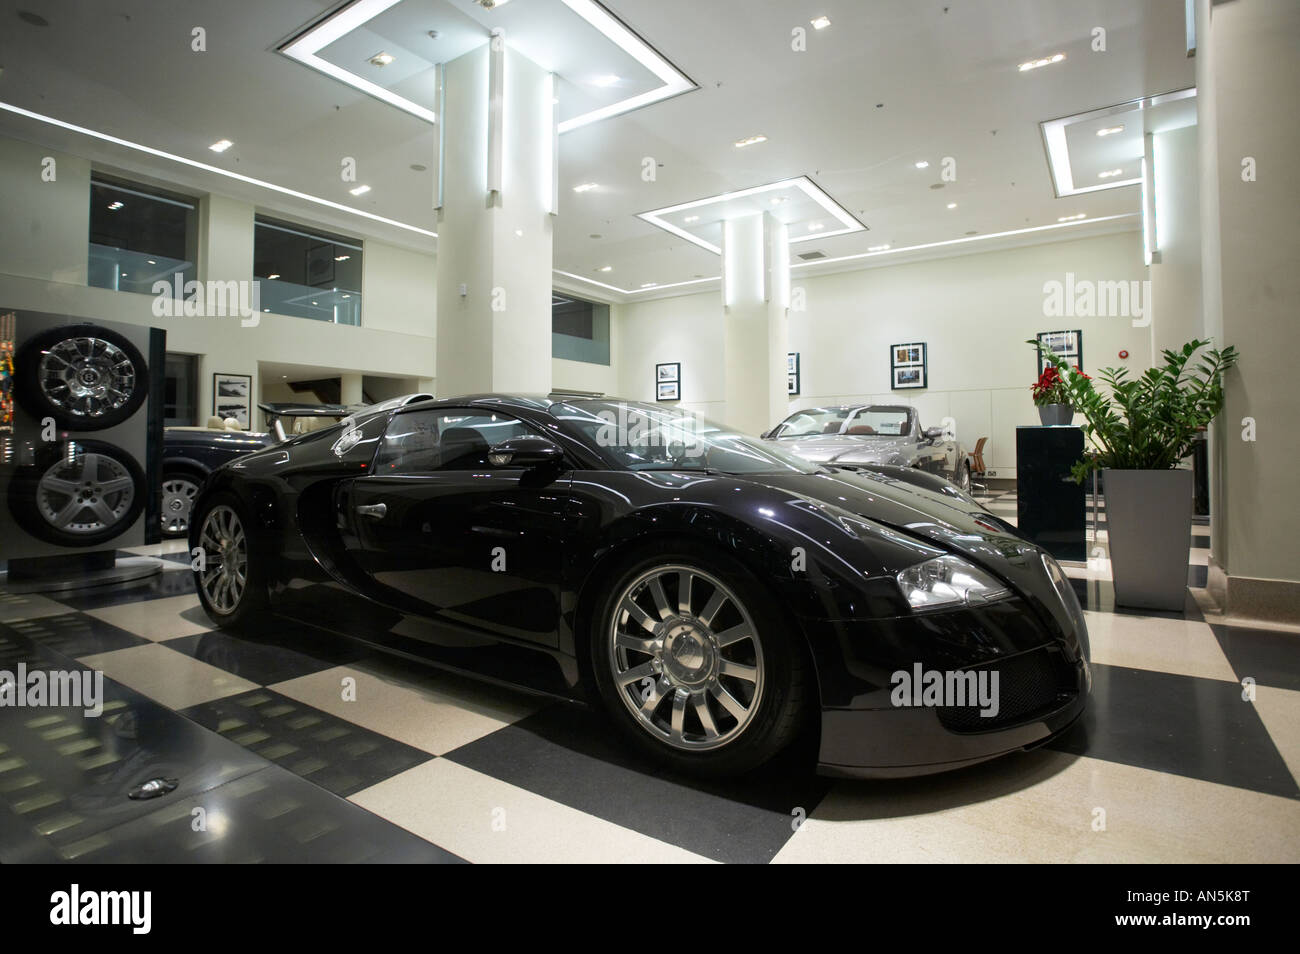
<box><xmin>374</xmin><ymin>409</ymin><xmax>534</xmax><ymax>473</ymax></box>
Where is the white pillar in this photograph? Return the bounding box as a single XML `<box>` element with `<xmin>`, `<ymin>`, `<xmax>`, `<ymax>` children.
<box><xmin>434</xmin><ymin>37</ymin><xmax>555</xmax><ymax>397</ymax></box>
<box><xmin>339</xmin><ymin>372</ymin><xmax>363</xmax><ymax>407</ymax></box>
<box><xmin>721</xmin><ymin>212</ymin><xmax>789</xmax><ymax>435</ymax></box>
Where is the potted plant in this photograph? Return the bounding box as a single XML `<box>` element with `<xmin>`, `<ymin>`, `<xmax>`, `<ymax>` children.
<box><xmin>1027</xmin><ymin>349</ymin><xmax>1088</xmax><ymax>425</ymax></box>
<box><xmin>1039</xmin><ymin>338</ymin><xmax>1238</xmax><ymax>611</ymax></box>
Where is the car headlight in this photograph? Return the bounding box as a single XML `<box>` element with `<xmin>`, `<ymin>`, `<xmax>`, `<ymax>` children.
<box><xmin>896</xmin><ymin>555</ymin><xmax>1012</xmax><ymax>610</ymax></box>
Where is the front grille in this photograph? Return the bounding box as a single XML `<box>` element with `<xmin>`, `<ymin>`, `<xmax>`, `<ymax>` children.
<box><xmin>936</xmin><ymin>647</ymin><xmax>1077</xmax><ymax>733</ymax></box>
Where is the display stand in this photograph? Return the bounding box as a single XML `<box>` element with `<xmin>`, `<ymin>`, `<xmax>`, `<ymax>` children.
<box><xmin>1016</xmin><ymin>425</ymin><xmax>1086</xmax><ymax>563</ymax></box>
<box><xmin>1</xmin><ymin>550</ymin><xmax>162</xmax><ymax>595</ymax></box>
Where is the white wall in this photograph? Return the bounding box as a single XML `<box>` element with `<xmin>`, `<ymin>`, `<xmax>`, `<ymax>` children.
<box><xmin>617</xmin><ymin>231</ymin><xmax>1153</xmax><ymax>474</ymax></box>
<box><xmin>0</xmin><ymin>137</ymin><xmax>90</xmax><ymax>284</ymax></box>
<box><xmin>362</xmin><ymin>240</ymin><xmax>437</xmax><ymax>338</ymax></box>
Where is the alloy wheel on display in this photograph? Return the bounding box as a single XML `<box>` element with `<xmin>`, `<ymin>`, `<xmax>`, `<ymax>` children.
<box><xmin>38</xmin><ymin>336</ymin><xmax>138</xmax><ymax>422</ymax></box>
<box><xmin>198</xmin><ymin>505</ymin><xmax>248</xmax><ymax>615</ymax></box>
<box><xmin>160</xmin><ymin>477</ymin><xmax>200</xmax><ymax>536</ymax></box>
<box><xmin>608</xmin><ymin>564</ymin><xmax>764</xmax><ymax>752</ymax></box>
<box><xmin>36</xmin><ymin>451</ymin><xmax>137</xmax><ymax>535</ymax></box>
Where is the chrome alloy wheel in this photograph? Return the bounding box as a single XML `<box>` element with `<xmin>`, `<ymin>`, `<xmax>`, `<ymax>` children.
<box><xmin>160</xmin><ymin>477</ymin><xmax>200</xmax><ymax>535</ymax></box>
<box><xmin>36</xmin><ymin>452</ymin><xmax>136</xmax><ymax>534</ymax></box>
<box><xmin>198</xmin><ymin>505</ymin><xmax>247</xmax><ymax>615</ymax></box>
<box><xmin>608</xmin><ymin>564</ymin><xmax>764</xmax><ymax>752</ymax></box>
<box><xmin>38</xmin><ymin>336</ymin><xmax>137</xmax><ymax>420</ymax></box>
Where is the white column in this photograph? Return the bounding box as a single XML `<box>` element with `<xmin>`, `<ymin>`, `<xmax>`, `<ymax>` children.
<box><xmin>434</xmin><ymin>38</ymin><xmax>555</xmax><ymax>397</ymax></box>
<box><xmin>339</xmin><ymin>372</ymin><xmax>363</xmax><ymax>407</ymax></box>
<box><xmin>721</xmin><ymin>212</ymin><xmax>789</xmax><ymax>435</ymax></box>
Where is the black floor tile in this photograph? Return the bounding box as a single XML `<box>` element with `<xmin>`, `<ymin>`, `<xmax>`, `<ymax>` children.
<box><xmin>445</xmin><ymin>704</ymin><xmax>830</xmax><ymax>864</ymax></box>
<box><xmin>163</xmin><ymin>630</ymin><xmax>342</xmax><ymax>686</ymax></box>
<box><xmin>1049</xmin><ymin>662</ymin><xmax>1299</xmax><ymax>799</ymax></box>
<box><xmin>182</xmin><ymin>689</ymin><xmax>433</xmax><ymax>798</ymax></box>
<box><xmin>1210</xmin><ymin>623</ymin><xmax>1300</xmax><ymax>692</ymax></box>
<box><xmin>0</xmin><ymin>612</ymin><xmax>149</xmax><ymax>658</ymax></box>
<box><xmin>53</xmin><ymin>568</ymin><xmax>196</xmax><ymax>611</ymax></box>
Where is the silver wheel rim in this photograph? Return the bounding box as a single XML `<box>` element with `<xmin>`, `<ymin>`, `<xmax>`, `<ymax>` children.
<box><xmin>608</xmin><ymin>564</ymin><xmax>764</xmax><ymax>752</ymax></box>
<box><xmin>38</xmin><ymin>337</ymin><xmax>137</xmax><ymax>420</ymax></box>
<box><xmin>198</xmin><ymin>505</ymin><xmax>247</xmax><ymax>615</ymax></box>
<box><xmin>36</xmin><ymin>451</ymin><xmax>136</xmax><ymax>534</ymax></box>
<box><xmin>160</xmin><ymin>477</ymin><xmax>200</xmax><ymax>535</ymax></box>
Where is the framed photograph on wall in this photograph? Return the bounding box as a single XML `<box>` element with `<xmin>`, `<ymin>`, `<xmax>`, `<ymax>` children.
<box><xmin>655</xmin><ymin>362</ymin><xmax>680</xmax><ymax>401</ymax></box>
<box><xmin>787</xmin><ymin>352</ymin><xmax>800</xmax><ymax>395</ymax></box>
<box><xmin>889</xmin><ymin>341</ymin><xmax>927</xmax><ymax>390</ymax></box>
<box><xmin>1036</xmin><ymin>330</ymin><xmax>1083</xmax><ymax>374</ymax></box>
<box><xmin>212</xmin><ymin>372</ymin><xmax>252</xmax><ymax>429</ymax></box>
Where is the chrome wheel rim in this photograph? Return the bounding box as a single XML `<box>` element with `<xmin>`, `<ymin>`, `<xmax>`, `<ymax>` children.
<box><xmin>608</xmin><ymin>564</ymin><xmax>764</xmax><ymax>752</ymax></box>
<box><xmin>198</xmin><ymin>506</ymin><xmax>247</xmax><ymax>615</ymax></box>
<box><xmin>36</xmin><ymin>452</ymin><xmax>136</xmax><ymax>534</ymax></box>
<box><xmin>38</xmin><ymin>337</ymin><xmax>137</xmax><ymax>419</ymax></box>
<box><xmin>160</xmin><ymin>477</ymin><xmax>200</xmax><ymax>535</ymax></box>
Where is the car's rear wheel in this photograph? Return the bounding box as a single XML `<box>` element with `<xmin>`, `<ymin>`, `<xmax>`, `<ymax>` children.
<box><xmin>958</xmin><ymin>462</ymin><xmax>972</xmax><ymax>492</ymax></box>
<box><xmin>160</xmin><ymin>470</ymin><xmax>201</xmax><ymax>538</ymax></box>
<box><xmin>192</xmin><ymin>493</ymin><xmax>268</xmax><ymax>627</ymax></box>
<box><xmin>591</xmin><ymin>544</ymin><xmax>807</xmax><ymax>776</ymax></box>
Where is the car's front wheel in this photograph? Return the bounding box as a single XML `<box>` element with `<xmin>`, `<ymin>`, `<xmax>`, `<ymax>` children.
<box><xmin>192</xmin><ymin>493</ymin><xmax>268</xmax><ymax>628</ymax></box>
<box><xmin>591</xmin><ymin>544</ymin><xmax>807</xmax><ymax>776</ymax></box>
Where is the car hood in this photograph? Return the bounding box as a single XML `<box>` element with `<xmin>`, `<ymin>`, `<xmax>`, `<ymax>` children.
<box><xmin>770</xmin><ymin>435</ymin><xmax>915</xmax><ymax>464</ymax></box>
<box><xmin>750</xmin><ymin>468</ymin><xmax>1086</xmax><ymax>649</ymax></box>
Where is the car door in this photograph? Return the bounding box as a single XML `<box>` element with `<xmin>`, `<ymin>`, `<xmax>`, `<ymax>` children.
<box><xmin>337</xmin><ymin>407</ymin><xmax>570</xmax><ymax>648</ymax></box>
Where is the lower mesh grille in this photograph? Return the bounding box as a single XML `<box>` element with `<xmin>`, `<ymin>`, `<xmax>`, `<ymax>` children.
<box><xmin>936</xmin><ymin>647</ymin><xmax>1077</xmax><ymax>732</ymax></box>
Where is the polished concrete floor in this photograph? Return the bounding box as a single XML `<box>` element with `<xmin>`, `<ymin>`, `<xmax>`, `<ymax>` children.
<box><xmin>1</xmin><ymin>489</ymin><xmax>1297</xmax><ymax>863</ymax></box>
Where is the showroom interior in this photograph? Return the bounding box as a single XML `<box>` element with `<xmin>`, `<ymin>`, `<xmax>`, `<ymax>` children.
<box><xmin>0</xmin><ymin>0</ymin><xmax>1296</xmax><ymax>867</ymax></box>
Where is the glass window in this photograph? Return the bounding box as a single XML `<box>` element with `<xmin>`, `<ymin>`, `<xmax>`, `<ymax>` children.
<box><xmin>88</xmin><ymin>176</ymin><xmax>196</xmax><ymax>296</ymax></box>
<box><xmin>163</xmin><ymin>353</ymin><xmax>199</xmax><ymax>426</ymax></box>
<box><xmin>551</xmin><ymin>294</ymin><xmax>609</xmax><ymax>365</ymax></box>
<box><xmin>770</xmin><ymin>405</ymin><xmax>915</xmax><ymax>439</ymax></box>
<box><xmin>254</xmin><ymin>217</ymin><xmax>362</xmax><ymax>325</ymax></box>
<box><xmin>375</xmin><ymin>409</ymin><xmax>534</xmax><ymax>473</ymax></box>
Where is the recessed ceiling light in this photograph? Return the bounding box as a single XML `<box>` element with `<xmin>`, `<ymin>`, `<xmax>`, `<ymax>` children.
<box><xmin>947</xmin><ymin>202</ymin><xmax>957</xmax><ymax>209</ymax></box>
<box><xmin>267</xmin><ymin>273</ymin><xmax>281</xmax><ymax>280</ymax></box>
<box><xmin>1018</xmin><ymin>53</ymin><xmax>1066</xmax><ymax>72</ymax></box>
<box><xmin>770</xmin><ymin>196</ymin><xmax>788</xmax><ymax>205</ymax></box>
<box><xmin>734</xmin><ymin>134</ymin><xmax>768</xmax><ymax>148</ymax></box>
<box><xmin>120</xmin><ymin>272</ymin><xmax>128</xmax><ymax>277</ymax></box>
<box><xmin>573</xmin><ymin>182</ymin><xmax>598</xmax><ymax>192</ymax></box>
<box><xmin>208</xmin><ymin>139</ymin><xmax>233</xmax><ymax>153</ymax></box>
<box><xmin>342</xmin><ymin>294</ymin><xmax>351</xmax><ymax>299</ymax></box>
<box><xmin>591</xmin><ymin>74</ymin><xmax>620</xmax><ymax>87</ymax></box>
<box><xmin>349</xmin><ymin>184</ymin><xmax>371</xmax><ymax>196</ymax></box>
<box><xmin>1096</xmin><ymin>125</ymin><xmax>1124</xmax><ymax>137</ymax></box>
<box><xmin>811</xmin><ymin>16</ymin><xmax>831</xmax><ymax>30</ymax></box>
<box><xmin>146</xmin><ymin>259</ymin><xmax>156</xmax><ymax>265</ymax></box>
<box><xmin>914</xmin><ymin>160</ymin><xmax>929</xmax><ymax>169</ymax></box>
<box><xmin>807</xmin><ymin>222</ymin><xmax>825</xmax><ymax>232</ymax></box>
<box><xmin>334</xmin><ymin>254</ymin><xmax>350</xmax><ymax>261</ymax></box>
<box><xmin>368</xmin><ymin>52</ymin><xmax>395</xmax><ymax>67</ymax></box>
<box><xmin>1098</xmin><ymin>168</ymin><xmax>1124</xmax><ymax>178</ymax></box>
<box><xmin>640</xmin><ymin>282</ymin><xmax>658</xmax><ymax>288</ymax></box>
<box><xmin>311</xmin><ymin>301</ymin><xmax>319</xmax><ymax>306</ymax></box>
<box><xmin>868</xmin><ymin>244</ymin><xmax>891</xmax><ymax>252</ymax></box>
<box><xmin>683</xmin><ymin>215</ymin><xmax>700</xmax><ymax>223</ymax></box>
<box><xmin>107</xmin><ymin>201</ymin><xmax>124</xmax><ymax>211</ymax></box>
<box><xmin>598</xmin><ymin>266</ymin><xmax>612</xmax><ymax>272</ymax></box>
<box><xmin>1058</xmin><ymin>213</ymin><xmax>1086</xmax><ymax>222</ymax></box>
<box><xmin>515</xmin><ymin>228</ymin><xmax>524</xmax><ymax>237</ymax></box>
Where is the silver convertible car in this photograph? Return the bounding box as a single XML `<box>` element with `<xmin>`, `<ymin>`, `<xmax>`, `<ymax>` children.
<box><xmin>763</xmin><ymin>404</ymin><xmax>972</xmax><ymax>492</ymax></box>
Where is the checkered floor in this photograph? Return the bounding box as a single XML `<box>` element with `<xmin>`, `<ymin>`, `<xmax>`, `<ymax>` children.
<box><xmin>1</xmin><ymin>489</ymin><xmax>1297</xmax><ymax>863</ymax></box>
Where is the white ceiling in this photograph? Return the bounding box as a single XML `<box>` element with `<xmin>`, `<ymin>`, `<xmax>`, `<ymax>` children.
<box><xmin>0</xmin><ymin>0</ymin><xmax>1195</xmax><ymax>302</ymax></box>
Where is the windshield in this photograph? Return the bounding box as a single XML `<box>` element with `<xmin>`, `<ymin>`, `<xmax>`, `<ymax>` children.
<box><xmin>551</xmin><ymin>400</ymin><xmax>819</xmax><ymax>475</ymax></box>
<box><xmin>771</xmin><ymin>405</ymin><xmax>913</xmax><ymax>438</ymax></box>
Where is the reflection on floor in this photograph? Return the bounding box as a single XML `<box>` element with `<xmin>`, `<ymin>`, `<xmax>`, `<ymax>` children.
<box><xmin>0</xmin><ymin>491</ymin><xmax>1296</xmax><ymax>863</ymax></box>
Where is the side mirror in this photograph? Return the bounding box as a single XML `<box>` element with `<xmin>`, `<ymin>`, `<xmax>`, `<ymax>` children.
<box><xmin>487</xmin><ymin>435</ymin><xmax>564</xmax><ymax>469</ymax></box>
<box><xmin>759</xmin><ymin>429</ymin><xmax>773</xmax><ymax>440</ymax></box>
<box><xmin>922</xmin><ymin>427</ymin><xmax>944</xmax><ymax>443</ymax></box>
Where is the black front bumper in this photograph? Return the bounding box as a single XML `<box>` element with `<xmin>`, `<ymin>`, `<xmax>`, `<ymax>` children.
<box><xmin>802</xmin><ymin>598</ymin><xmax>1090</xmax><ymax>777</ymax></box>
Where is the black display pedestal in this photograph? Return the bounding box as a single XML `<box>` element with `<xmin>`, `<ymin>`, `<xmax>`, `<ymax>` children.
<box><xmin>1016</xmin><ymin>425</ymin><xmax>1085</xmax><ymax>562</ymax></box>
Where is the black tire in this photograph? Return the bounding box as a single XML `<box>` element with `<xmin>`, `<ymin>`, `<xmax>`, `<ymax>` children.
<box><xmin>159</xmin><ymin>468</ymin><xmax>203</xmax><ymax>538</ymax></box>
<box><xmin>589</xmin><ymin>541</ymin><xmax>809</xmax><ymax>777</ymax></box>
<box><xmin>14</xmin><ymin>323</ymin><xmax>148</xmax><ymax>431</ymax></box>
<box><xmin>191</xmin><ymin>491</ymin><xmax>270</xmax><ymax>629</ymax></box>
<box><xmin>7</xmin><ymin>440</ymin><xmax>145</xmax><ymax>547</ymax></box>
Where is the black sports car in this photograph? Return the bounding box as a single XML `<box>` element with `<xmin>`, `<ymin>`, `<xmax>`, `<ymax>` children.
<box><xmin>190</xmin><ymin>395</ymin><xmax>1089</xmax><ymax>778</ymax></box>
